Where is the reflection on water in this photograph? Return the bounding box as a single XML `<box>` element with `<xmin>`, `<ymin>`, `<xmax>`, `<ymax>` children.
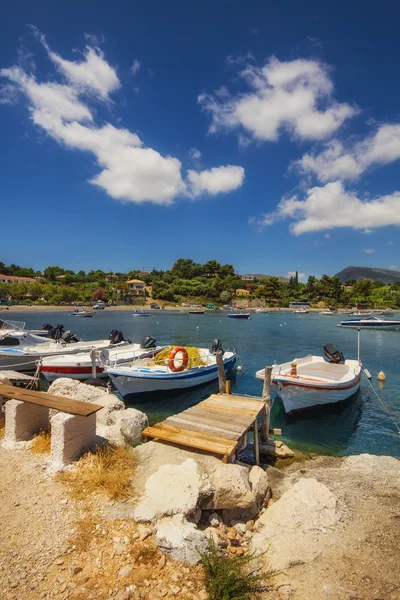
<box><xmin>16</xmin><ymin>309</ymin><xmax>400</xmax><ymax>458</ymax></box>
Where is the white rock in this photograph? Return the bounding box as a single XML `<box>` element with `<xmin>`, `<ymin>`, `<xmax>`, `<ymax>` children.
<box><xmin>110</xmin><ymin>408</ymin><xmax>149</xmax><ymax>446</ymax></box>
<box><xmin>138</xmin><ymin>525</ymin><xmax>152</xmax><ymax>541</ymax></box>
<box><xmin>203</xmin><ymin>464</ymin><xmax>255</xmax><ymax>510</ymax></box>
<box><xmin>118</xmin><ymin>565</ymin><xmax>133</xmax><ymax>578</ymax></box>
<box><xmin>249</xmin><ymin>466</ymin><xmax>270</xmax><ymax>509</ymax></box>
<box><xmin>209</xmin><ymin>512</ymin><xmax>222</xmax><ymax>527</ymax></box>
<box><xmin>133</xmin><ymin>459</ymin><xmax>212</xmax><ymax>522</ymax></box>
<box><xmin>250</xmin><ymin>478</ymin><xmax>338</xmax><ymax>570</ymax></box>
<box><xmin>155</xmin><ymin>515</ymin><xmax>209</xmax><ymax>564</ymax></box>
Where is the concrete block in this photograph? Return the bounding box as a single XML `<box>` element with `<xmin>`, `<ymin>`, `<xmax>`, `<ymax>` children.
<box><xmin>50</xmin><ymin>412</ymin><xmax>97</xmax><ymax>472</ymax></box>
<box><xmin>2</xmin><ymin>399</ymin><xmax>49</xmax><ymax>450</ymax></box>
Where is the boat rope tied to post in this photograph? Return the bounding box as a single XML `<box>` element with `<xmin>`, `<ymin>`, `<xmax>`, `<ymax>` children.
<box><xmin>363</xmin><ymin>368</ymin><xmax>400</xmax><ymax>434</ymax></box>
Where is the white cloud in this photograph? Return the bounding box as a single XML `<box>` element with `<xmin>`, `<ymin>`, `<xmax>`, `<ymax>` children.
<box><xmin>324</xmin><ymin>233</ymin><xmax>331</xmax><ymax>239</ymax></box>
<box><xmin>130</xmin><ymin>60</ymin><xmax>141</xmax><ymax>76</ymax></box>
<box><xmin>253</xmin><ymin>181</ymin><xmax>400</xmax><ymax>235</ymax></box>
<box><xmin>388</xmin><ymin>241</ymin><xmax>395</xmax><ymax>246</ymax></box>
<box><xmin>361</xmin><ymin>228</ymin><xmax>372</xmax><ymax>234</ymax></box>
<box><xmin>388</xmin><ymin>265</ymin><xmax>398</xmax><ymax>270</ymax></box>
<box><xmin>296</xmin><ymin>124</ymin><xmax>400</xmax><ymax>182</ymax></box>
<box><xmin>2</xmin><ymin>35</ymin><xmax>244</xmax><ymax>206</ymax></box>
<box><xmin>199</xmin><ymin>57</ymin><xmax>357</xmax><ymax>143</ymax></box>
<box><xmin>363</xmin><ymin>248</ymin><xmax>375</xmax><ymax>254</ymax></box>
<box><xmin>189</xmin><ymin>147</ymin><xmax>202</xmax><ymax>160</ymax></box>
<box><xmin>30</xmin><ymin>28</ymin><xmax>120</xmax><ymax>101</ymax></box>
<box><xmin>187</xmin><ymin>165</ymin><xmax>245</xmax><ymax>196</ymax></box>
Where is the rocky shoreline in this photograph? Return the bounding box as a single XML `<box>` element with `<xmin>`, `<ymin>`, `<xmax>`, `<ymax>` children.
<box><xmin>0</xmin><ymin>380</ymin><xmax>399</xmax><ymax>599</ymax></box>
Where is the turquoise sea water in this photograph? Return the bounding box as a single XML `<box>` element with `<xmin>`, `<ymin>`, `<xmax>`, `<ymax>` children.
<box><xmin>11</xmin><ymin>310</ymin><xmax>400</xmax><ymax>458</ymax></box>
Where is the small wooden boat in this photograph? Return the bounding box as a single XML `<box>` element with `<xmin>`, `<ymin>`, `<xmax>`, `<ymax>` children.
<box><xmin>255</xmin><ymin>344</ymin><xmax>362</xmax><ymax>415</ymax></box>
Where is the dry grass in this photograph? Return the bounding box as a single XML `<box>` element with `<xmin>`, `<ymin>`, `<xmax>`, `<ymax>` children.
<box><xmin>30</xmin><ymin>429</ymin><xmax>51</xmax><ymax>454</ymax></box>
<box><xmin>71</xmin><ymin>513</ymin><xmax>98</xmax><ymax>552</ymax></box>
<box><xmin>57</xmin><ymin>443</ymin><xmax>136</xmax><ymax>501</ymax></box>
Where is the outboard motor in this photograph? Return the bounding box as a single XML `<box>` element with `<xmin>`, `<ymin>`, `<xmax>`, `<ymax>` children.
<box><xmin>47</xmin><ymin>324</ymin><xmax>65</xmax><ymax>340</ymax></box>
<box><xmin>210</xmin><ymin>339</ymin><xmax>223</xmax><ymax>354</ymax></box>
<box><xmin>62</xmin><ymin>330</ymin><xmax>79</xmax><ymax>343</ymax></box>
<box><xmin>109</xmin><ymin>329</ymin><xmax>125</xmax><ymax>345</ymax></box>
<box><xmin>140</xmin><ymin>335</ymin><xmax>157</xmax><ymax>349</ymax></box>
<box><xmin>323</xmin><ymin>343</ymin><xmax>344</xmax><ymax>364</ymax></box>
<box><xmin>42</xmin><ymin>323</ymin><xmax>53</xmax><ymax>331</ymax></box>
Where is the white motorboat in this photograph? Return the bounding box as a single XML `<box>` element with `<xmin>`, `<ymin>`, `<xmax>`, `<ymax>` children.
<box><xmin>132</xmin><ymin>310</ymin><xmax>150</xmax><ymax>317</ymax></box>
<box><xmin>319</xmin><ymin>309</ymin><xmax>334</xmax><ymax>316</ymax></box>
<box><xmin>40</xmin><ymin>337</ymin><xmax>164</xmax><ymax>381</ymax></box>
<box><xmin>337</xmin><ymin>315</ymin><xmax>400</xmax><ymax>329</ymax></box>
<box><xmin>228</xmin><ymin>310</ymin><xmax>251</xmax><ymax>319</ymax></box>
<box><xmin>105</xmin><ymin>341</ymin><xmax>237</xmax><ymax>399</ymax></box>
<box><xmin>73</xmin><ymin>308</ymin><xmax>96</xmax><ymax>317</ymax></box>
<box><xmin>255</xmin><ymin>344</ymin><xmax>362</xmax><ymax>415</ymax></box>
<box><xmin>293</xmin><ymin>307</ymin><xmax>309</xmax><ymax>314</ymax></box>
<box><xmin>0</xmin><ymin>323</ymin><xmax>129</xmax><ymax>372</ymax></box>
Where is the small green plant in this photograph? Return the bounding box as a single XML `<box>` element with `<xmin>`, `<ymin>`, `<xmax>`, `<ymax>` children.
<box><xmin>198</xmin><ymin>537</ymin><xmax>272</xmax><ymax>600</ymax></box>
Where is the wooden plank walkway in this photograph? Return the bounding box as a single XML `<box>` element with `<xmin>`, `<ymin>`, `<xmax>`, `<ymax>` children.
<box><xmin>143</xmin><ymin>393</ymin><xmax>264</xmax><ymax>463</ymax></box>
<box><xmin>0</xmin><ymin>370</ymin><xmax>35</xmax><ymax>383</ymax></box>
<box><xmin>0</xmin><ymin>383</ymin><xmax>103</xmax><ymax>417</ymax></box>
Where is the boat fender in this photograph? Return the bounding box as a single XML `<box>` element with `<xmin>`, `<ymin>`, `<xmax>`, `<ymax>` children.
<box><xmin>362</xmin><ymin>367</ymin><xmax>372</xmax><ymax>380</ymax></box>
<box><xmin>168</xmin><ymin>347</ymin><xmax>189</xmax><ymax>372</ymax></box>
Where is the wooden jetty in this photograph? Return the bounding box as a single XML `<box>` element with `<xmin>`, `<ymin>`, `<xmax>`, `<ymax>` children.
<box><xmin>143</xmin><ymin>355</ymin><xmax>293</xmax><ymax>463</ymax></box>
<box><xmin>0</xmin><ymin>370</ymin><xmax>36</xmax><ymax>386</ymax></box>
<box><xmin>143</xmin><ymin>392</ymin><xmax>265</xmax><ymax>464</ymax></box>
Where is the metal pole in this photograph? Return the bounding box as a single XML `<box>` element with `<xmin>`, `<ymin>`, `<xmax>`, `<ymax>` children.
<box><xmin>90</xmin><ymin>349</ymin><xmax>97</xmax><ymax>378</ymax></box>
<box><xmin>261</xmin><ymin>366</ymin><xmax>273</xmax><ymax>443</ymax></box>
<box><xmin>357</xmin><ymin>328</ymin><xmax>360</xmax><ymax>361</ymax></box>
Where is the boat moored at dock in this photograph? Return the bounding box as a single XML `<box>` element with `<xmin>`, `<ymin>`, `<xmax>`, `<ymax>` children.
<box><xmin>255</xmin><ymin>344</ymin><xmax>362</xmax><ymax>415</ymax></box>
<box><xmin>105</xmin><ymin>341</ymin><xmax>237</xmax><ymax>399</ymax></box>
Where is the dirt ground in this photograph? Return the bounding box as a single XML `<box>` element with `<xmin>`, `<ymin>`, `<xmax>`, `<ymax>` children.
<box><xmin>0</xmin><ymin>444</ymin><xmax>399</xmax><ymax>600</ymax></box>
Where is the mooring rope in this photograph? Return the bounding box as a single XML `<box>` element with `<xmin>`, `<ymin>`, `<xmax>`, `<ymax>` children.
<box><xmin>365</xmin><ymin>375</ymin><xmax>400</xmax><ymax>434</ymax></box>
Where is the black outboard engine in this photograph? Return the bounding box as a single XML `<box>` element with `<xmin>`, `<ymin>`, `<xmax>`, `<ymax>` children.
<box><xmin>109</xmin><ymin>329</ymin><xmax>125</xmax><ymax>345</ymax></box>
<box><xmin>62</xmin><ymin>330</ymin><xmax>79</xmax><ymax>343</ymax></box>
<box><xmin>323</xmin><ymin>343</ymin><xmax>344</xmax><ymax>364</ymax></box>
<box><xmin>210</xmin><ymin>339</ymin><xmax>223</xmax><ymax>354</ymax></box>
<box><xmin>42</xmin><ymin>323</ymin><xmax>53</xmax><ymax>331</ymax></box>
<box><xmin>47</xmin><ymin>324</ymin><xmax>65</xmax><ymax>340</ymax></box>
<box><xmin>140</xmin><ymin>335</ymin><xmax>156</xmax><ymax>349</ymax></box>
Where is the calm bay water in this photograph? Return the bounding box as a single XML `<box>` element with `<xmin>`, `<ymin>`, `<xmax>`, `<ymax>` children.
<box><xmin>13</xmin><ymin>309</ymin><xmax>400</xmax><ymax>458</ymax></box>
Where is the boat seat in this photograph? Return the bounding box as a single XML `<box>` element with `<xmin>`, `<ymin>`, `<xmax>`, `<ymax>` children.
<box><xmin>297</xmin><ymin>363</ymin><xmax>349</xmax><ymax>381</ymax></box>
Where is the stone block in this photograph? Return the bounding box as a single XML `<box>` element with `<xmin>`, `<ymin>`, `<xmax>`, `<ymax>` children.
<box><xmin>2</xmin><ymin>399</ymin><xmax>49</xmax><ymax>449</ymax></box>
<box><xmin>50</xmin><ymin>412</ymin><xmax>97</xmax><ymax>472</ymax></box>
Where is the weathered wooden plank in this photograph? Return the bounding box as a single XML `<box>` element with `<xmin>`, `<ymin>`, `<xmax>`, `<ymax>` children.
<box><xmin>0</xmin><ymin>370</ymin><xmax>34</xmax><ymax>382</ymax></box>
<box><xmin>206</xmin><ymin>394</ymin><xmax>264</xmax><ymax>412</ymax></box>
<box><xmin>201</xmin><ymin>400</ymin><xmax>262</xmax><ymax>418</ymax></box>
<box><xmin>143</xmin><ymin>423</ymin><xmax>237</xmax><ymax>456</ymax></box>
<box><xmin>166</xmin><ymin>414</ymin><xmax>244</xmax><ymax>436</ymax></box>
<box><xmin>179</xmin><ymin>406</ymin><xmax>254</xmax><ymax>430</ymax></box>
<box><xmin>165</xmin><ymin>417</ymin><xmax>239</xmax><ymax>440</ymax></box>
<box><xmin>167</xmin><ymin>410</ymin><xmax>246</xmax><ymax>433</ymax></box>
<box><xmin>0</xmin><ymin>384</ymin><xmax>102</xmax><ymax>417</ymax></box>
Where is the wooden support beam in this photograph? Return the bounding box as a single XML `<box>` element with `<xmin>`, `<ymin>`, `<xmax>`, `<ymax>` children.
<box><xmin>253</xmin><ymin>419</ymin><xmax>259</xmax><ymax>466</ymax></box>
<box><xmin>261</xmin><ymin>366</ymin><xmax>273</xmax><ymax>443</ymax></box>
<box><xmin>225</xmin><ymin>379</ymin><xmax>231</xmax><ymax>395</ymax></box>
<box><xmin>216</xmin><ymin>350</ymin><xmax>226</xmax><ymax>395</ymax></box>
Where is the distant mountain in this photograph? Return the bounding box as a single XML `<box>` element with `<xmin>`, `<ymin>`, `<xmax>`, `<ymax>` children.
<box><xmin>334</xmin><ymin>266</ymin><xmax>400</xmax><ymax>284</ymax></box>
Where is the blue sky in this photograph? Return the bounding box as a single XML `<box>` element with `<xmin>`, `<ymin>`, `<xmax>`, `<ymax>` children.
<box><xmin>1</xmin><ymin>0</ymin><xmax>400</xmax><ymax>279</ymax></box>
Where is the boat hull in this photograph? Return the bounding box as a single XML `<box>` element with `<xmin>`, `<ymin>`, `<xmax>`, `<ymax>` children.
<box><xmin>228</xmin><ymin>314</ymin><xmax>250</xmax><ymax>319</ymax></box>
<box><xmin>108</xmin><ymin>355</ymin><xmax>237</xmax><ymax>399</ymax></box>
<box><xmin>273</xmin><ymin>373</ymin><xmax>362</xmax><ymax>415</ymax></box>
<box><xmin>339</xmin><ymin>322</ymin><xmax>400</xmax><ymax>329</ymax></box>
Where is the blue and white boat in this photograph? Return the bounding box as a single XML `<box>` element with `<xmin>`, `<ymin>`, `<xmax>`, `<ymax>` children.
<box><xmin>104</xmin><ymin>344</ymin><xmax>237</xmax><ymax>399</ymax></box>
<box><xmin>338</xmin><ymin>315</ymin><xmax>400</xmax><ymax>329</ymax></box>
<box><xmin>228</xmin><ymin>310</ymin><xmax>251</xmax><ymax>320</ymax></box>
<box><xmin>132</xmin><ymin>310</ymin><xmax>150</xmax><ymax>317</ymax></box>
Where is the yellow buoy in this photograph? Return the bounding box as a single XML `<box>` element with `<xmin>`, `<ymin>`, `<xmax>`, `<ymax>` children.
<box><xmin>377</xmin><ymin>370</ymin><xmax>386</xmax><ymax>381</ymax></box>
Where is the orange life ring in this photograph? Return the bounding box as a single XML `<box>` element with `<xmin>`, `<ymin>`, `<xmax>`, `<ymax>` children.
<box><xmin>168</xmin><ymin>346</ymin><xmax>189</xmax><ymax>372</ymax></box>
